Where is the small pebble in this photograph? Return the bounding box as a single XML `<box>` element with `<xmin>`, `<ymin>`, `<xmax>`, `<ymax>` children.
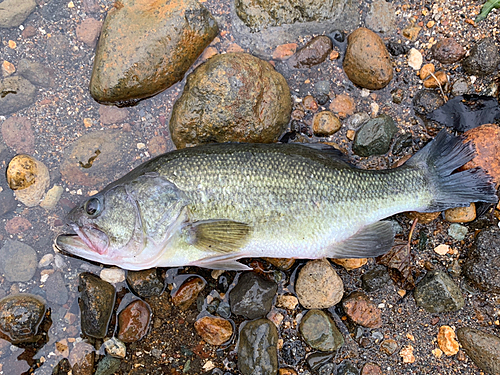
<box><xmin>423</xmin><ymin>71</ymin><xmax>447</xmax><ymax>88</ymax></box>
<box><xmin>194</xmin><ymin>315</ymin><xmax>233</xmax><ymax>345</ymax></box>
<box><xmin>100</xmin><ymin>268</ymin><xmax>126</xmax><ymax>284</ymax></box>
<box><xmin>419</xmin><ymin>63</ymin><xmax>435</xmax><ymax>80</ymax></box>
<box><xmin>276</xmin><ymin>295</ymin><xmax>299</xmax><ymax>310</ymax></box>
<box><xmin>331</xmin><ymin>258</ymin><xmax>367</xmax><ymax>270</ymax></box>
<box><xmin>38</xmin><ymin>254</ymin><xmax>54</xmax><ymax>268</ymax></box>
<box><xmin>342</xmin><ymin>291</ymin><xmax>382</xmax><ymax>328</ymax></box>
<box><xmin>117</xmin><ymin>300</ymin><xmax>151</xmax><ymax>343</ymax></box>
<box><xmin>400</xmin><ymin>345</ymin><xmax>415</xmax><ymax>363</ymax></box>
<box><xmin>408</xmin><ymin>48</ymin><xmax>423</xmax><ymax>70</ymax></box>
<box><xmin>329</xmin><ymin>94</ymin><xmax>355</xmax><ymax>117</ymax></box>
<box><xmin>312</xmin><ymin>111</ymin><xmax>341</xmax><ymax>136</ymax></box>
<box><xmin>40</xmin><ymin>185</ymin><xmax>63</xmax><ymax>210</ymax></box>
<box><xmin>103</xmin><ymin>337</ymin><xmax>126</xmax><ymax>358</ymax></box>
<box><xmin>437</xmin><ymin>325</ymin><xmax>459</xmax><ymax>356</ymax></box>
<box><xmin>448</xmin><ymin>223</ymin><xmax>468</xmax><ymax>241</ymax></box>
<box><xmin>171</xmin><ymin>276</ymin><xmax>206</xmax><ymax>311</ymax></box>
<box><xmin>7</xmin><ymin>155</ymin><xmax>50</xmax><ymax>207</ymax></box>
<box><xmin>444</xmin><ymin>203</ymin><xmax>476</xmax><ymax>223</ymax></box>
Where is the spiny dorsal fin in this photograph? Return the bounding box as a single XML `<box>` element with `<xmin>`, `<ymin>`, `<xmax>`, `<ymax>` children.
<box><xmin>184</xmin><ymin>220</ymin><xmax>252</xmax><ymax>253</ymax></box>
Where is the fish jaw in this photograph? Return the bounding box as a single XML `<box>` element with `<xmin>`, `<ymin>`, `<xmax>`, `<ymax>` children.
<box><xmin>56</xmin><ymin>233</ymin><xmax>110</xmax><ymax>264</ymax></box>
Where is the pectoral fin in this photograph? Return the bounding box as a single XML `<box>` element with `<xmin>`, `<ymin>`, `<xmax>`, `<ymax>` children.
<box><xmin>327</xmin><ymin>221</ymin><xmax>395</xmax><ymax>258</ymax></box>
<box><xmin>184</xmin><ymin>220</ymin><xmax>252</xmax><ymax>253</ymax></box>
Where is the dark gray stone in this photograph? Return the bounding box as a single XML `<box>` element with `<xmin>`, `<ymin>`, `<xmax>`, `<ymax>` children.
<box><xmin>94</xmin><ymin>355</ymin><xmax>121</xmax><ymax>375</ymax></box>
<box><xmin>230</xmin><ymin>272</ymin><xmax>277</xmax><ymax>319</ymax></box>
<box><xmin>288</xmin><ymin>35</ymin><xmax>332</xmax><ymax>69</ymax></box>
<box><xmin>361</xmin><ymin>264</ymin><xmax>391</xmax><ymax>292</ymax></box>
<box><xmin>40</xmin><ymin>0</ymin><xmax>70</xmax><ymax>22</ymax></box>
<box><xmin>463</xmin><ymin>226</ymin><xmax>500</xmax><ymax>293</ymax></box>
<box><xmin>451</xmin><ymin>78</ymin><xmax>469</xmax><ymax>97</ymax></box>
<box><xmin>299</xmin><ymin>309</ymin><xmax>344</xmax><ymax>351</ymax></box>
<box><xmin>457</xmin><ymin>327</ymin><xmax>500</xmax><ymax>375</ymax></box>
<box><xmin>412</xmin><ymin>89</ymin><xmax>445</xmax><ymax>115</ymax></box>
<box><xmin>45</xmin><ymin>272</ymin><xmax>69</xmax><ymax>305</ymax></box>
<box><xmin>0</xmin><ymin>0</ymin><xmax>36</xmax><ymax>28</ymax></box>
<box><xmin>0</xmin><ymin>293</ymin><xmax>46</xmax><ymax>344</ymax></box>
<box><xmin>352</xmin><ymin>114</ymin><xmax>397</xmax><ymax>156</ymax></box>
<box><xmin>18</xmin><ymin>59</ymin><xmax>55</xmax><ymax>88</ymax></box>
<box><xmin>413</xmin><ymin>270</ymin><xmax>464</xmax><ymax>313</ymax></box>
<box><xmin>79</xmin><ymin>273</ymin><xmax>116</xmax><ymax>339</ymax></box>
<box><xmin>126</xmin><ymin>269</ymin><xmax>165</xmax><ymax>298</ymax></box>
<box><xmin>0</xmin><ymin>76</ymin><xmax>36</xmax><ymax>115</ymax></box>
<box><xmin>337</xmin><ymin>360</ymin><xmax>359</xmax><ymax>375</ymax></box>
<box><xmin>238</xmin><ymin>319</ymin><xmax>278</xmax><ymax>375</ymax></box>
<box><xmin>462</xmin><ymin>38</ymin><xmax>500</xmax><ymax>76</ymax></box>
<box><xmin>0</xmin><ymin>240</ymin><xmax>37</xmax><ymax>282</ymax></box>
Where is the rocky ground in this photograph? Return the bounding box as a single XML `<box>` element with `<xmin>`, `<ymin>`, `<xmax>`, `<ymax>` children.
<box><xmin>0</xmin><ymin>0</ymin><xmax>500</xmax><ymax>374</ymax></box>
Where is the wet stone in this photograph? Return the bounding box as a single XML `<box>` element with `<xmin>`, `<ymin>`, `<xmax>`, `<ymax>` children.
<box><xmin>0</xmin><ymin>76</ymin><xmax>36</xmax><ymax>115</ymax></box>
<box><xmin>2</xmin><ymin>116</ymin><xmax>35</xmax><ymax>154</ymax></box>
<box><xmin>69</xmin><ymin>342</ymin><xmax>95</xmax><ymax>375</ymax></box>
<box><xmin>361</xmin><ymin>362</ymin><xmax>382</xmax><ymax>375</ymax></box>
<box><xmin>412</xmin><ymin>89</ymin><xmax>445</xmax><ymax>115</ymax></box>
<box><xmin>5</xmin><ymin>216</ymin><xmax>31</xmax><ymax>234</ymax></box>
<box><xmin>117</xmin><ymin>299</ymin><xmax>151</xmax><ymax>343</ymax></box>
<box><xmin>171</xmin><ymin>276</ymin><xmax>206</xmax><ymax>310</ymax></box>
<box><xmin>263</xmin><ymin>257</ymin><xmax>295</xmax><ymax>271</ymax></box>
<box><xmin>337</xmin><ymin>360</ymin><xmax>359</xmax><ymax>375</ymax></box>
<box><xmin>170</xmin><ymin>53</ymin><xmax>291</xmax><ymax>148</ymax></box>
<box><xmin>0</xmin><ymin>239</ymin><xmax>37</xmax><ymax>282</ymax></box>
<box><xmin>60</xmin><ymin>129</ymin><xmax>134</xmax><ymax>187</ymax></box>
<box><xmin>0</xmin><ymin>190</ymin><xmax>16</xmax><ymax>217</ymax></box>
<box><xmin>45</xmin><ymin>271</ymin><xmax>69</xmax><ymax>305</ymax></box>
<box><xmin>361</xmin><ymin>265</ymin><xmax>391</xmax><ymax>292</ymax></box>
<box><xmin>295</xmin><ymin>259</ymin><xmax>343</xmax><ymax>309</ymax></box>
<box><xmin>431</xmin><ymin>38</ymin><xmax>466</xmax><ymax>64</ymax></box>
<box><xmin>312</xmin><ymin>111</ymin><xmax>341</xmax><ymax>136</ymax></box>
<box><xmin>352</xmin><ymin>114</ymin><xmax>397</xmax><ymax>157</ymax></box>
<box><xmin>238</xmin><ymin>318</ymin><xmax>278</xmax><ymax>375</ymax></box>
<box><xmin>331</xmin><ymin>258</ymin><xmax>367</xmax><ymax>271</ymax></box>
<box><xmin>76</xmin><ymin>18</ymin><xmax>103</xmax><ymax>48</ymax></box>
<box><xmin>317</xmin><ymin>363</ymin><xmax>336</xmax><ymax>375</ymax></box>
<box><xmin>126</xmin><ymin>268</ymin><xmax>165</xmax><ymax>298</ymax></box>
<box><xmin>329</xmin><ymin>94</ymin><xmax>355</xmax><ymax>117</ymax></box>
<box><xmin>0</xmin><ymin>293</ymin><xmax>46</xmax><ymax>344</ymax></box>
<box><xmin>79</xmin><ymin>272</ymin><xmax>116</xmax><ymax>339</ymax></box>
<box><xmin>444</xmin><ymin>204</ymin><xmax>476</xmax><ymax>223</ymax></box>
<box><xmin>364</xmin><ymin>0</ymin><xmax>396</xmax><ymax>33</ymax></box>
<box><xmin>90</xmin><ymin>0</ymin><xmax>218</xmax><ymax>105</ymax></box>
<box><xmin>343</xmin><ymin>28</ymin><xmax>393</xmax><ymax>90</ymax></box>
<box><xmin>451</xmin><ymin>78</ymin><xmax>468</xmax><ymax>96</ymax></box>
<box><xmin>229</xmin><ymin>271</ymin><xmax>277</xmax><ymax>319</ymax></box>
<box><xmin>380</xmin><ymin>339</ymin><xmax>398</xmax><ymax>355</ymax></box>
<box><xmin>307</xmin><ymin>352</ymin><xmax>334</xmax><ymax>372</ymax></box>
<box><xmin>18</xmin><ymin>59</ymin><xmax>55</xmax><ymax>88</ymax></box>
<box><xmin>7</xmin><ymin>154</ymin><xmax>50</xmax><ymax>207</ymax></box>
<box><xmin>299</xmin><ymin>309</ymin><xmax>344</xmax><ymax>351</ymax></box>
<box><xmin>288</xmin><ymin>36</ymin><xmax>332</xmax><ymax>69</ymax></box>
<box><xmin>0</xmin><ymin>0</ymin><xmax>36</xmax><ymax>28</ymax></box>
<box><xmin>194</xmin><ymin>315</ymin><xmax>232</xmax><ymax>346</ymax></box>
<box><xmin>342</xmin><ymin>291</ymin><xmax>382</xmax><ymax>328</ymax></box>
<box><xmin>103</xmin><ymin>337</ymin><xmax>127</xmax><ymax>358</ymax></box>
<box><xmin>235</xmin><ymin>0</ymin><xmax>347</xmax><ymax>32</ymax></box>
<box><xmin>448</xmin><ymin>223</ymin><xmax>468</xmax><ymax>241</ymax></box>
<box><xmin>413</xmin><ymin>270</ymin><xmax>464</xmax><ymax>313</ymax></box>
<box><xmin>463</xmin><ymin>226</ymin><xmax>500</xmax><ymax>293</ymax></box>
<box><xmin>99</xmin><ymin>106</ymin><xmax>129</xmax><ymax>125</ymax></box>
<box><xmin>94</xmin><ymin>355</ymin><xmax>121</xmax><ymax>375</ymax></box>
<box><xmin>462</xmin><ymin>38</ymin><xmax>500</xmax><ymax>76</ymax></box>
<box><xmin>456</xmin><ymin>327</ymin><xmax>500</xmax><ymax>374</ymax></box>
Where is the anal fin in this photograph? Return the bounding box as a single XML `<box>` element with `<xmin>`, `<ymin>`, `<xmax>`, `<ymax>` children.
<box><xmin>327</xmin><ymin>221</ymin><xmax>395</xmax><ymax>258</ymax></box>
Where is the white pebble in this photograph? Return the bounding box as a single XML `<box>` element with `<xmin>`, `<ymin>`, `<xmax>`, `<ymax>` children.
<box><xmin>408</xmin><ymin>48</ymin><xmax>423</xmax><ymax>70</ymax></box>
<box><xmin>38</xmin><ymin>254</ymin><xmax>54</xmax><ymax>268</ymax></box>
<box><xmin>137</xmin><ymin>143</ymin><xmax>146</xmax><ymax>149</ymax></box>
<box><xmin>434</xmin><ymin>244</ymin><xmax>450</xmax><ymax>255</ymax></box>
<box><xmin>100</xmin><ymin>267</ymin><xmax>126</xmax><ymax>284</ymax></box>
<box><xmin>40</xmin><ymin>185</ymin><xmax>63</xmax><ymax>210</ymax></box>
<box><xmin>103</xmin><ymin>337</ymin><xmax>126</xmax><ymax>359</ymax></box>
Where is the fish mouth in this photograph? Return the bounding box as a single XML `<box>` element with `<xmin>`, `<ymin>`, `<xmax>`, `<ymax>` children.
<box><xmin>56</xmin><ymin>225</ymin><xmax>109</xmax><ymax>257</ymax></box>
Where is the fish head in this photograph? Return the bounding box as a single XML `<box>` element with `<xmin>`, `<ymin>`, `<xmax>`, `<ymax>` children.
<box><xmin>56</xmin><ymin>174</ymin><xmax>189</xmax><ymax>269</ymax></box>
<box><xmin>56</xmin><ymin>185</ymin><xmax>145</xmax><ymax>264</ymax></box>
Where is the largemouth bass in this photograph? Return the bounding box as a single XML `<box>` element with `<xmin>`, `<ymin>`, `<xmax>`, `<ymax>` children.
<box><xmin>56</xmin><ymin>131</ymin><xmax>497</xmax><ymax>270</ymax></box>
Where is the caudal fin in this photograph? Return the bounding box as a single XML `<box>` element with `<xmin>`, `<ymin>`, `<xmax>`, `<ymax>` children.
<box><xmin>405</xmin><ymin>130</ymin><xmax>497</xmax><ymax>212</ymax></box>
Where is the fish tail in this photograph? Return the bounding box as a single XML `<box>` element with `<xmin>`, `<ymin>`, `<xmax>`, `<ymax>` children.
<box><xmin>406</xmin><ymin>129</ymin><xmax>497</xmax><ymax>212</ymax></box>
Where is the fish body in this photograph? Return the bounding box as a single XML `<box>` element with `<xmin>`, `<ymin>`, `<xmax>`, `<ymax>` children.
<box><xmin>56</xmin><ymin>131</ymin><xmax>497</xmax><ymax>270</ymax></box>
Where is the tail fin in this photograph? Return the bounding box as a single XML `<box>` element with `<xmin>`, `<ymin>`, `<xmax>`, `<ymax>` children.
<box><xmin>405</xmin><ymin>130</ymin><xmax>497</xmax><ymax>212</ymax></box>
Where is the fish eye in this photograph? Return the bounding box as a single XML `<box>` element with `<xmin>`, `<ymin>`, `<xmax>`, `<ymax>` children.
<box><xmin>84</xmin><ymin>197</ymin><xmax>102</xmax><ymax>217</ymax></box>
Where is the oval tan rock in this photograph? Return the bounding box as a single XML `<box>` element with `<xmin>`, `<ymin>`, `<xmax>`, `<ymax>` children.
<box><xmin>7</xmin><ymin>155</ymin><xmax>50</xmax><ymax>207</ymax></box>
<box><xmin>295</xmin><ymin>259</ymin><xmax>343</xmax><ymax>309</ymax></box>
<box><xmin>90</xmin><ymin>0</ymin><xmax>218</xmax><ymax>105</ymax></box>
<box><xmin>343</xmin><ymin>27</ymin><xmax>393</xmax><ymax>90</ymax></box>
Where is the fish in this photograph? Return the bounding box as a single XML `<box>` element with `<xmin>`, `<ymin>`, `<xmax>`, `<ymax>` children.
<box><xmin>56</xmin><ymin>130</ymin><xmax>497</xmax><ymax>271</ymax></box>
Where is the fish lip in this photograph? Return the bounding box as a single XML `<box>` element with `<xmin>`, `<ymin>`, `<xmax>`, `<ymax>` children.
<box><xmin>56</xmin><ymin>224</ymin><xmax>109</xmax><ymax>256</ymax></box>
<box><xmin>72</xmin><ymin>224</ymin><xmax>107</xmax><ymax>255</ymax></box>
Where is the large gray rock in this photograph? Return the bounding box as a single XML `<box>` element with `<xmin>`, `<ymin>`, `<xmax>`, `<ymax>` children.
<box><xmin>0</xmin><ymin>76</ymin><xmax>36</xmax><ymax>115</ymax></box>
<box><xmin>413</xmin><ymin>270</ymin><xmax>464</xmax><ymax>313</ymax></box>
<box><xmin>90</xmin><ymin>0</ymin><xmax>218</xmax><ymax>106</ymax></box>
<box><xmin>0</xmin><ymin>0</ymin><xmax>36</xmax><ymax>28</ymax></box>
<box><xmin>238</xmin><ymin>319</ymin><xmax>278</xmax><ymax>375</ymax></box>
<box><xmin>457</xmin><ymin>327</ymin><xmax>500</xmax><ymax>375</ymax></box>
<box><xmin>169</xmin><ymin>52</ymin><xmax>291</xmax><ymax>148</ymax></box>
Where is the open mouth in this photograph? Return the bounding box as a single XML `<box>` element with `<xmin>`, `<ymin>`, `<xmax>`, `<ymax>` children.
<box><xmin>56</xmin><ymin>225</ymin><xmax>109</xmax><ymax>256</ymax></box>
